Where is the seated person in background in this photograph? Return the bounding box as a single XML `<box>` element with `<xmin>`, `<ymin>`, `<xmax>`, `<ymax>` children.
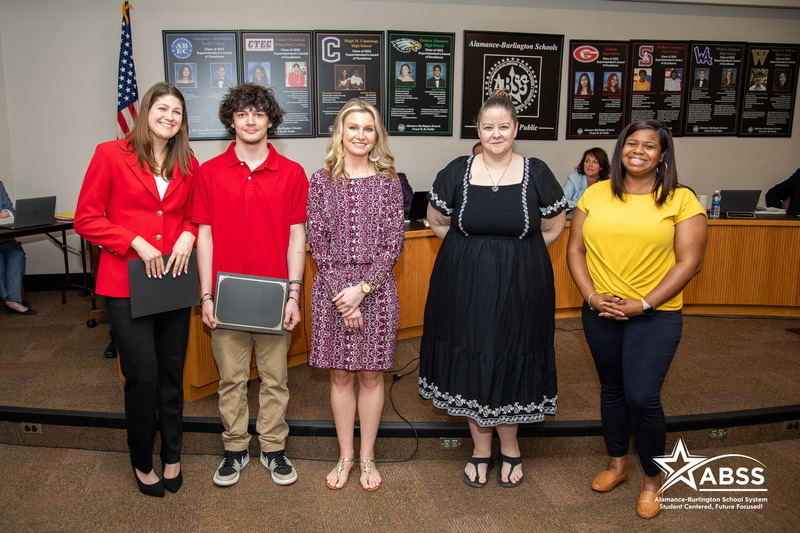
<box><xmin>472</xmin><ymin>142</ymin><xmax>483</xmax><ymax>156</ymax></box>
<box><xmin>0</xmin><ymin>180</ymin><xmax>36</xmax><ymax>315</ymax></box>
<box><xmin>765</xmin><ymin>168</ymin><xmax>800</xmax><ymax>216</ymax></box>
<box><xmin>563</xmin><ymin>148</ymin><xmax>610</xmax><ymax>209</ymax></box>
<box><xmin>397</xmin><ymin>173</ymin><xmax>414</xmax><ymax>219</ymax></box>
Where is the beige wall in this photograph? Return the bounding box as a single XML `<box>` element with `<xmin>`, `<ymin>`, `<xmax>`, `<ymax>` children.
<box><xmin>0</xmin><ymin>18</ymin><xmax>12</xmax><ymax>199</ymax></box>
<box><xmin>1</xmin><ymin>0</ymin><xmax>799</xmax><ymax>273</ymax></box>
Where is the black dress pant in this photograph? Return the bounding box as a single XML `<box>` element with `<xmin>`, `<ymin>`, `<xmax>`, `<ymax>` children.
<box><xmin>581</xmin><ymin>303</ymin><xmax>683</xmax><ymax>477</ymax></box>
<box><xmin>106</xmin><ymin>297</ymin><xmax>190</xmax><ymax>473</ymax></box>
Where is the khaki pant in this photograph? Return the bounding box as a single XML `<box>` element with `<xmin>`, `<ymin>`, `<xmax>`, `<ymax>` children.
<box><xmin>211</xmin><ymin>328</ymin><xmax>291</xmax><ymax>452</ymax></box>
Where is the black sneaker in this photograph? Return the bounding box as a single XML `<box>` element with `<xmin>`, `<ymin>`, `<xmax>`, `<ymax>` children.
<box><xmin>213</xmin><ymin>449</ymin><xmax>249</xmax><ymax>486</ymax></box>
<box><xmin>260</xmin><ymin>450</ymin><xmax>298</xmax><ymax>485</ymax></box>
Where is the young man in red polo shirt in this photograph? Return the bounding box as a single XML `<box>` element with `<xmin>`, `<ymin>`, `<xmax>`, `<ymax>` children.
<box><xmin>193</xmin><ymin>83</ymin><xmax>308</xmax><ymax>487</ymax></box>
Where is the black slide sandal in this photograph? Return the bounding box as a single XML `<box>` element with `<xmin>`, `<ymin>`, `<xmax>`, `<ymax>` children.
<box><xmin>462</xmin><ymin>456</ymin><xmax>494</xmax><ymax>488</ymax></box>
<box><xmin>497</xmin><ymin>453</ymin><xmax>523</xmax><ymax>488</ymax></box>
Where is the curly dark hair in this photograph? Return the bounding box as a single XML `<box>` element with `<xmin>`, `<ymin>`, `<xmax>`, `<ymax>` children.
<box><xmin>218</xmin><ymin>83</ymin><xmax>284</xmax><ymax>137</ymax></box>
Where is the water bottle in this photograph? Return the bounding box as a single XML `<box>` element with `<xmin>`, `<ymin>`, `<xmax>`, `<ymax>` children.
<box><xmin>710</xmin><ymin>190</ymin><xmax>721</xmax><ymax>219</ymax></box>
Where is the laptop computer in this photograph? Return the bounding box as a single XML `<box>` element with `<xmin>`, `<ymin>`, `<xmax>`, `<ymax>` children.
<box><xmin>0</xmin><ymin>196</ymin><xmax>57</xmax><ymax>229</ymax></box>
<box><xmin>407</xmin><ymin>191</ymin><xmax>429</xmax><ymax>221</ymax></box>
<box><xmin>719</xmin><ymin>190</ymin><xmax>760</xmax><ymax>214</ymax></box>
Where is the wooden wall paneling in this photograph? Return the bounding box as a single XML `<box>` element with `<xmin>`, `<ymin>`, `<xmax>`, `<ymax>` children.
<box><xmin>395</xmin><ymin>233</ymin><xmax>441</xmax><ymax>329</ymax></box>
<box><xmin>548</xmin><ymin>231</ymin><xmax>584</xmax><ymax>311</ymax></box>
<box><xmin>684</xmin><ymin>223</ymin><xmax>800</xmax><ymax>307</ymax></box>
<box><xmin>183</xmin><ymin>306</ymin><xmax>219</xmax><ymax>401</ymax></box>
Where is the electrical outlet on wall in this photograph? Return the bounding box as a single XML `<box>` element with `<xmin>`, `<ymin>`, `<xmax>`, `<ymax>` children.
<box><xmin>21</xmin><ymin>423</ymin><xmax>42</xmax><ymax>434</ymax></box>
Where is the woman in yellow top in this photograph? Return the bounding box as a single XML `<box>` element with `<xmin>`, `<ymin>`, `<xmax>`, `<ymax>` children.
<box><xmin>566</xmin><ymin>119</ymin><xmax>707</xmax><ymax>519</ymax></box>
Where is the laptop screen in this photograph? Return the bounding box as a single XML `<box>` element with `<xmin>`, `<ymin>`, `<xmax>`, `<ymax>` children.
<box><xmin>0</xmin><ymin>196</ymin><xmax>56</xmax><ymax>229</ymax></box>
<box><xmin>719</xmin><ymin>190</ymin><xmax>760</xmax><ymax>213</ymax></box>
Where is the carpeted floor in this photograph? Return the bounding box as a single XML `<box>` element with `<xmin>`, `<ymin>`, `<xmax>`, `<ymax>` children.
<box><xmin>1</xmin><ymin>439</ymin><xmax>798</xmax><ymax>532</ymax></box>
<box><xmin>2</xmin><ymin>291</ymin><xmax>799</xmax><ymax>424</ymax></box>
<box><xmin>2</xmin><ymin>291</ymin><xmax>799</xmax><ymax>530</ymax></box>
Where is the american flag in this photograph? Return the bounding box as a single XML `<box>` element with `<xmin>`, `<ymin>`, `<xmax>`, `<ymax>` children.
<box><xmin>116</xmin><ymin>0</ymin><xmax>138</xmax><ymax>138</ymax></box>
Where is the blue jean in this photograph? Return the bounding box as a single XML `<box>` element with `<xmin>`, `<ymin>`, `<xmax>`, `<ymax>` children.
<box><xmin>581</xmin><ymin>303</ymin><xmax>683</xmax><ymax>476</ymax></box>
<box><xmin>0</xmin><ymin>240</ymin><xmax>25</xmax><ymax>302</ymax></box>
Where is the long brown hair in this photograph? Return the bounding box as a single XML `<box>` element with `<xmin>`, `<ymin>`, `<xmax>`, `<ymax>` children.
<box><xmin>125</xmin><ymin>82</ymin><xmax>192</xmax><ymax>179</ymax></box>
<box><xmin>324</xmin><ymin>98</ymin><xmax>397</xmax><ymax>189</ymax></box>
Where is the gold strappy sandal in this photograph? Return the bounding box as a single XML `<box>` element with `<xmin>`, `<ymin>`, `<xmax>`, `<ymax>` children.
<box><xmin>325</xmin><ymin>458</ymin><xmax>355</xmax><ymax>490</ymax></box>
<box><xmin>359</xmin><ymin>458</ymin><xmax>382</xmax><ymax>491</ymax></box>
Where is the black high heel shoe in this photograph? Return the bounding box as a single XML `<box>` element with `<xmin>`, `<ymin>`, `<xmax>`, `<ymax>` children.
<box><xmin>133</xmin><ymin>467</ymin><xmax>164</xmax><ymax>497</ymax></box>
<box><xmin>162</xmin><ymin>466</ymin><xmax>183</xmax><ymax>493</ymax></box>
<box><xmin>4</xmin><ymin>301</ymin><xmax>37</xmax><ymax>315</ymax></box>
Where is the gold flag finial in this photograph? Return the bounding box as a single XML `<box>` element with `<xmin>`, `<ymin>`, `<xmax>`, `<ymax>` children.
<box><xmin>122</xmin><ymin>1</ymin><xmax>131</xmax><ymax>26</ymax></box>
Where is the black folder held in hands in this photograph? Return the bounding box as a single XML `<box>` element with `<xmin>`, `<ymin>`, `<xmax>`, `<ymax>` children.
<box><xmin>213</xmin><ymin>272</ymin><xmax>288</xmax><ymax>334</ymax></box>
<box><xmin>128</xmin><ymin>251</ymin><xmax>200</xmax><ymax>318</ymax></box>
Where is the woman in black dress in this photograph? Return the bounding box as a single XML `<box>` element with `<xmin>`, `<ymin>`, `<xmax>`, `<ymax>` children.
<box><xmin>419</xmin><ymin>91</ymin><xmax>566</xmax><ymax>488</ymax></box>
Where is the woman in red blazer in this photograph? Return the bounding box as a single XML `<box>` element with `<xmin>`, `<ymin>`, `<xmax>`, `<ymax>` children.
<box><xmin>75</xmin><ymin>83</ymin><xmax>198</xmax><ymax>497</ymax></box>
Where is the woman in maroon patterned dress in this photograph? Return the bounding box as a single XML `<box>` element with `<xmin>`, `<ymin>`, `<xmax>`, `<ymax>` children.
<box><xmin>307</xmin><ymin>98</ymin><xmax>405</xmax><ymax>492</ymax></box>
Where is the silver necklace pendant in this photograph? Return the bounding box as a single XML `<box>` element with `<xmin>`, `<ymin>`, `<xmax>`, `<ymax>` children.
<box><xmin>483</xmin><ymin>155</ymin><xmax>512</xmax><ymax>193</ymax></box>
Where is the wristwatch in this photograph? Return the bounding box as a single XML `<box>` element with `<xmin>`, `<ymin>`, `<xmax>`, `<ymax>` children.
<box><xmin>359</xmin><ymin>281</ymin><xmax>373</xmax><ymax>295</ymax></box>
<box><xmin>641</xmin><ymin>298</ymin><xmax>655</xmax><ymax>317</ymax></box>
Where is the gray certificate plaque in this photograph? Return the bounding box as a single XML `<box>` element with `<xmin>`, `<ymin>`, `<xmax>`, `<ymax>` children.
<box><xmin>213</xmin><ymin>272</ymin><xmax>287</xmax><ymax>334</ymax></box>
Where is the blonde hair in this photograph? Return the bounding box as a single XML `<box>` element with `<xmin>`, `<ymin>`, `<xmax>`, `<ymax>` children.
<box><xmin>324</xmin><ymin>98</ymin><xmax>397</xmax><ymax>189</ymax></box>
